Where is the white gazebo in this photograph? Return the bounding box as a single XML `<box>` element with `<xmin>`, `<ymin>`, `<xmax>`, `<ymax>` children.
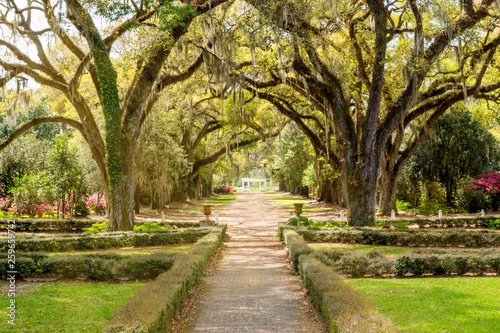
<box><xmin>241</xmin><ymin>178</ymin><xmax>267</xmax><ymax>191</ymax></box>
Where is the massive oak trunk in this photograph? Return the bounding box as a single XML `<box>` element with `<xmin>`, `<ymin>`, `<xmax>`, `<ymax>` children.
<box><xmin>107</xmin><ymin>139</ymin><xmax>136</xmax><ymax>231</ymax></box>
<box><xmin>347</xmin><ymin>149</ymin><xmax>380</xmax><ymax>226</ymax></box>
<box><xmin>317</xmin><ymin>175</ymin><xmax>342</xmax><ymax>204</ymax></box>
<box><xmin>378</xmin><ymin>146</ymin><xmax>401</xmax><ymax>215</ymax></box>
<box><xmin>378</xmin><ymin>167</ymin><xmax>399</xmax><ymax>215</ymax></box>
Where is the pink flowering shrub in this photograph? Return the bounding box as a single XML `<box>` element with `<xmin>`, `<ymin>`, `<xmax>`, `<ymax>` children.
<box><xmin>86</xmin><ymin>195</ymin><xmax>106</xmax><ymax>214</ymax></box>
<box><xmin>213</xmin><ymin>184</ymin><xmax>234</xmax><ymax>194</ymax></box>
<box><xmin>224</xmin><ymin>184</ymin><xmax>234</xmax><ymax>193</ymax></box>
<box><xmin>0</xmin><ymin>197</ymin><xmax>10</xmax><ymax>212</ymax></box>
<box><xmin>87</xmin><ymin>196</ymin><xmax>96</xmax><ymax>208</ymax></box>
<box><xmin>460</xmin><ymin>171</ymin><xmax>500</xmax><ymax>212</ymax></box>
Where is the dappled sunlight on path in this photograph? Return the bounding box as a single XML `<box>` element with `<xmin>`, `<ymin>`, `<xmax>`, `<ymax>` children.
<box><xmin>180</xmin><ymin>192</ymin><xmax>322</xmax><ymax>332</ymax></box>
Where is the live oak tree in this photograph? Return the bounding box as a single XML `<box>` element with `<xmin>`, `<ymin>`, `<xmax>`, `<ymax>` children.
<box><xmin>240</xmin><ymin>0</ymin><xmax>500</xmax><ymax>225</ymax></box>
<box><xmin>0</xmin><ymin>0</ymin><xmax>228</xmax><ymax>230</ymax></box>
<box><xmin>3</xmin><ymin>0</ymin><xmax>500</xmax><ymax>229</ymax></box>
<box><xmin>166</xmin><ymin>74</ymin><xmax>285</xmax><ymax>201</ymax></box>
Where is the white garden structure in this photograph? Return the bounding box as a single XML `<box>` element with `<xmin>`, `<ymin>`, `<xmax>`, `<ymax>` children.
<box><xmin>241</xmin><ymin>178</ymin><xmax>267</xmax><ymax>191</ymax></box>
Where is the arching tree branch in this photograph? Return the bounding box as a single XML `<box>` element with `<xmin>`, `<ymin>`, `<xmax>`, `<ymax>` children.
<box><xmin>0</xmin><ymin>116</ymin><xmax>84</xmax><ymax>152</ymax></box>
<box><xmin>187</xmin><ymin>126</ymin><xmax>283</xmax><ymax>181</ymax></box>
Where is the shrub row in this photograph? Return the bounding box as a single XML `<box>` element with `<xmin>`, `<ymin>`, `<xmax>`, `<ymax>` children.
<box><xmin>316</xmin><ymin>250</ymin><xmax>500</xmax><ymax>277</ymax></box>
<box><xmin>394</xmin><ymin>255</ymin><xmax>500</xmax><ymax>277</ymax></box>
<box><xmin>376</xmin><ymin>216</ymin><xmax>500</xmax><ymax>229</ymax></box>
<box><xmin>292</xmin><ymin>227</ymin><xmax>500</xmax><ymax>248</ymax></box>
<box><xmin>0</xmin><ymin>252</ymin><xmax>177</xmax><ymax>280</ymax></box>
<box><xmin>107</xmin><ymin>225</ymin><xmax>227</xmax><ymax>333</ymax></box>
<box><xmin>0</xmin><ymin>219</ymin><xmax>95</xmax><ymax>232</ymax></box>
<box><xmin>0</xmin><ymin>228</ymin><xmax>210</xmax><ymax>252</ymax></box>
<box><xmin>0</xmin><ymin>219</ymin><xmax>200</xmax><ymax>232</ymax></box>
<box><xmin>281</xmin><ymin>230</ymin><xmax>398</xmax><ymax>332</ymax></box>
<box><xmin>281</xmin><ymin>229</ymin><xmax>311</xmax><ymax>270</ymax></box>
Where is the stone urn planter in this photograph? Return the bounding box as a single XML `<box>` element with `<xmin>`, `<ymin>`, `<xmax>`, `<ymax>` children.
<box><xmin>200</xmin><ymin>205</ymin><xmax>215</xmax><ymax>226</ymax></box>
<box><xmin>203</xmin><ymin>205</ymin><xmax>212</xmax><ymax>217</ymax></box>
<box><xmin>294</xmin><ymin>203</ymin><xmax>303</xmax><ymax>216</ymax></box>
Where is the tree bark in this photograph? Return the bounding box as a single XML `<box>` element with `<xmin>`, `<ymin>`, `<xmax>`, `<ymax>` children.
<box><xmin>317</xmin><ymin>177</ymin><xmax>341</xmax><ymax>204</ymax></box>
<box><xmin>194</xmin><ymin>175</ymin><xmax>200</xmax><ymax>200</ymax></box>
<box><xmin>378</xmin><ymin>148</ymin><xmax>400</xmax><ymax>215</ymax></box>
<box><xmin>378</xmin><ymin>167</ymin><xmax>399</xmax><ymax>215</ymax></box>
<box><xmin>107</xmin><ymin>141</ymin><xmax>135</xmax><ymax>231</ymax></box>
<box><xmin>346</xmin><ymin>146</ymin><xmax>382</xmax><ymax>226</ymax></box>
<box><xmin>134</xmin><ymin>184</ymin><xmax>141</xmax><ymax>214</ymax></box>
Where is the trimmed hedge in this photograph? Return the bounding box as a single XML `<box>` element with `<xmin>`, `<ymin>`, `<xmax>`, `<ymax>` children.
<box><xmin>281</xmin><ymin>230</ymin><xmax>398</xmax><ymax>332</ymax></box>
<box><xmin>315</xmin><ymin>251</ymin><xmax>393</xmax><ymax>278</ymax></box>
<box><xmin>107</xmin><ymin>225</ymin><xmax>227</xmax><ymax>333</ymax></box>
<box><xmin>0</xmin><ymin>219</ymin><xmax>96</xmax><ymax>232</ymax></box>
<box><xmin>0</xmin><ymin>228</ymin><xmax>210</xmax><ymax>252</ymax></box>
<box><xmin>291</xmin><ymin>227</ymin><xmax>500</xmax><ymax>248</ymax></box>
<box><xmin>394</xmin><ymin>255</ymin><xmax>500</xmax><ymax>277</ymax></box>
<box><xmin>0</xmin><ymin>252</ymin><xmax>177</xmax><ymax>280</ymax></box>
<box><xmin>0</xmin><ymin>257</ymin><xmax>37</xmax><ymax>279</ymax></box>
<box><xmin>376</xmin><ymin>216</ymin><xmax>500</xmax><ymax>229</ymax></box>
<box><xmin>0</xmin><ymin>219</ymin><xmax>200</xmax><ymax>233</ymax></box>
<box><xmin>299</xmin><ymin>254</ymin><xmax>398</xmax><ymax>332</ymax></box>
<box><xmin>282</xmin><ymin>229</ymin><xmax>312</xmax><ymax>270</ymax></box>
<box><xmin>315</xmin><ymin>250</ymin><xmax>500</xmax><ymax>277</ymax></box>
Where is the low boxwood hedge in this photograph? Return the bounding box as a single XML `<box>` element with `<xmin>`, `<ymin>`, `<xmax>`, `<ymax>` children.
<box><xmin>280</xmin><ymin>230</ymin><xmax>398</xmax><ymax>332</ymax></box>
<box><xmin>394</xmin><ymin>255</ymin><xmax>500</xmax><ymax>277</ymax></box>
<box><xmin>0</xmin><ymin>219</ymin><xmax>200</xmax><ymax>233</ymax></box>
<box><xmin>290</xmin><ymin>227</ymin><xmax>500</xmax><ymax>248</ymax></box>
<box><xmin>299</xmin><ymin>254</ymin><xmax>399</xmax><ymax>333</ymax></box>
<box><xmin>0</xmin><ymin>228</ymin><xmax>210</xmax><ymax>252</ymax></box>
<box><xmin>376</xmin><ymin>216</ymin><xmax>500</xmax><ymax>229</ymax></box>
<box><xmin>0</xmin><ymin>252</ymin><xmax>177</xmax><ymax>280</ymax></box>
<box><xmin>107</xmin><ymin>225</ymin><xmax>227</xmax><ymax>333</ymax></box>
<box><xmin>315</xmin><ymin>250</ymin><xmax>500</xmax><ymax>277</ymax></box>
<box><xmin>0</xmin><ymin>219</ymin><xmax>96</xmax><ymax>232</ymax></box>
<box><xmin>282</xmin><ymin>229</ymin><xmax>311</xmax><ymax>270</ymax></box>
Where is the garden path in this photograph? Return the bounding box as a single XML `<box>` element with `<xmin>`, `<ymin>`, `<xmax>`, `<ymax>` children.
<box><xmin>180</xmin><ymin>192</ymin><xmax>323</xmax><ymax>332</ymax></box>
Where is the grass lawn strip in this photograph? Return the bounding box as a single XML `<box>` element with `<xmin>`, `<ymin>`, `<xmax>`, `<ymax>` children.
<box><xmin>0</xmin><ymin>281</ymin><xmax>144</xmax><ymax>332</ymax></box>
<box><xmin>345</xmin><ymin>277</ymin><xmax>500</xmax><ymax>333</ymax></box>
<box><xmin>45</xmin><ymin>244</ymin><xmax>193</xmax><ymax>256</ymax></box>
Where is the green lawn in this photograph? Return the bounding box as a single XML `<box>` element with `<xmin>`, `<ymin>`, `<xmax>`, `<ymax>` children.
<box><xmin>46</xmin><ymin>244</ymin><xmax>193</xmax><ymax>256</ymax></box>
<box><xmin>267</xmin><ymin>192</ymin><xmax>309</xmax><ymax>206</ymax></box>
<box><xmin>309</xmin><ymin>243</ymin><xmax>415</xmax><ymax>256</ymax></box>
<box><xmin>0</xmin><ymin>281</ymin><xmax>144</xmax><ymax>332</ymax></box>
<box><xmin>201</xmin><ymin>194</ymin><xmax>237</xmax><ymax>205</ymax></box>
<box><xmin>345</xmin><ymin>277</ymin><xmax>500</xmax><ymax>333</ymax></box>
